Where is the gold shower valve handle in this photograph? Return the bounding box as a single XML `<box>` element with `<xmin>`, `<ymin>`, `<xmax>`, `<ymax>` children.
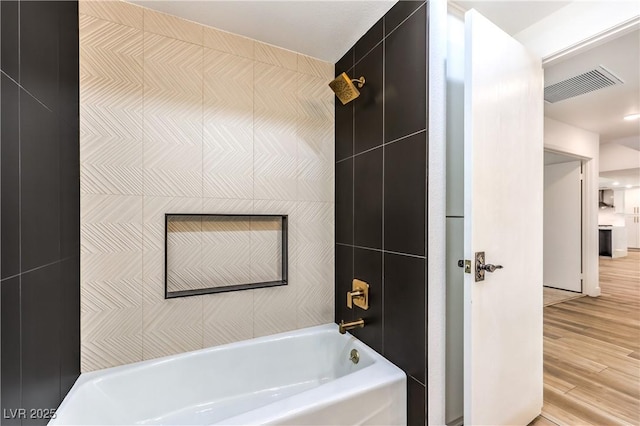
<box><xmin>347</xmin><ymin>279</ymin><xmax>369</xmax><ymax>310</ymax></box>
<box><xmin>346</xmin><ymin>289</ymin><xmax>364</xmax><ymax>309</ymax></box>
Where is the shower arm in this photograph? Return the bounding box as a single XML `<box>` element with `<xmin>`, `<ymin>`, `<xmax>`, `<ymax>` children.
<box><xmin>351</xmin><ymin>77</ymin><xmax>365</xmax><ymax>88</ymax></box>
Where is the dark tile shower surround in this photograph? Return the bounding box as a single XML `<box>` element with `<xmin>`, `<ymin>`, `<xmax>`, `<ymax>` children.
<box><xmin>334</xmin><ymin>1</ymin><xmax>427</xmax><ymax>424</ymax></box>
<box><xmin>1</xmin><ymin>1</ymin><xmax>80</xmax><ymax>425</ymax></box>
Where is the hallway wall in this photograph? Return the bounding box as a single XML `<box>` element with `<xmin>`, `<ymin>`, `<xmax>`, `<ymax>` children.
<box><xmin>544</xmin><ymin>117</ymin><xmax>600</xmax><ymax>296</ymax></box>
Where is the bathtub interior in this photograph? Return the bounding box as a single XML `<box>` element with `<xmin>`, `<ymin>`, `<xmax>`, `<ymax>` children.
<box><xmin>57</xmin><ymin>327</ymin><xmax>381</xmax><ymax>424</ymax></box>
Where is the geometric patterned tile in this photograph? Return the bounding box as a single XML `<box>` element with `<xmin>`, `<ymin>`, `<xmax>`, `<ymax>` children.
<box><xmin>203</xmin><ymin>26</ymin><xmax>254</xmax><ymax>59</ymax></box>
<box><xmin>254</xmin><ymin>127</ymin><xmax>298</xmax><ymax>201</ymax></box>
<box><xmin>203</xmin><ymin>49</ymin><xmax>254</xmax><ymax>199</ymax></box>
<box><xmin>253</xmin><ymin>285</ymin><xmax>298</xmax><ymax>338</ymax></box>
<box><xmin>255</xmin><ymin>42</ymin><xmax>297</xmax><ymax>71</ymax></box>
<box><xmin>81</xmin><ymin>325</ymin><xmax>142</xmax><ymax>371</ymax></box>
<box><xmin>202</xmin><ymin>198</ymin><xmax>254</xmax><ymax>215</ymax></box>
<box><xmin>80</xmin><ymin>14</ymin><xmax>144</xmax><ymax>195</ymax></box>
<box><xmin>143</xmin><ymin>8</ymin><xmax>203</xmax><ymax>45</ymax></box>
<box><xmin>298</xmin><ymin>54</ymin><xmax>334</xmax><ymax>79</ymax></box>
<box><xmin>253</xmin><ymin>62</ymin><xmax>299</xmax><ymax>201</ymax></box>
<box><xmin>142</xmin><ymin>327</ymin><xmax>203</xmax><ymax>361</ymax></box>
<box><xmin>250</xmin><ymin>218</ymin><xmax>284</xmax><ymax>284</ymax></box>
<box><xmin>142</xmin><ymin>297</ymin><xmax>203</xmax><ymax>360</ymax></box>
<box><xmin>80</xmin><ymin>3</ymin><xmax>334</xmax><ymax>370</ymax></box>
<box><xmin>201</xmin><ymin>217</ymin><xmax>252</xmax><ymax>288</ymax></box>
<box><xmin>297</xmin><ymin>72</ymin><xmax>334</xmax><ymax>123</ymax></box>
<box><xmin>296</xmin><ymin>201</ymin><xmax>334</xmax><ymax>328</ymax></box>
<box><xmin>296</xmin><ymin>280</ymin><xmax>334</xmax><ymax>328</ymax></box>
<box><xmin>144</xmin><ymin>34</ymin><xmax>203</xmax><ymax>197</ymax></box>
<box><xmin>203</xmin><ymin>291</ymin><xmax>253</xmax><ymax>347</ymax></box>
<box><xmin>203</xmin><ymin>124</ymin><xmax>253</xmax><ymax>199</ymax></box>
<box><xmin>253</xmin><ymin>200</ymin><xmax>299</xmax><ymax>265</ymax></box>
<box><xmin>297</xmin><ymin>73</ymin><xmax>334</xmax><ymax>202</ymax></box>
<box><xmin>80</xmin><ymin>192</ymin><xmax>144</xmax><ymax>372</ymax></box>
<box><xmin>142</xmin><ymin>196</ymin><xmax>202</xmax><ymax>305</ymax></box>
<box><xmin>254</xmin><ymin>62</ymin><xmax>299</xmax><ymax>120</ymax></box>
<box><xmin>166</xmin><ymin>217</ymin><xmax>203</xmax><ymax>292</ymax></box>
<box><xmin>79</xmin><ymin>1</ymin><xmax>143</xmax><ymax>29</ymax></box>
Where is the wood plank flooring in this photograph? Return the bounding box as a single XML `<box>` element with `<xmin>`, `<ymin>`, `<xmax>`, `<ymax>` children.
<box><xmin>544</xmin><ymin>287</ymin><xmax>585</xmax><ymax>307</ymax></box>
<box><xmin>537</xmin><ymin>250</ymin><xmax>640</xmax><ymax>426</ymax></box>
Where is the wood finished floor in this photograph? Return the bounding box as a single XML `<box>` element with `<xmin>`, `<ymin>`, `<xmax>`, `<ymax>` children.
<box><xmin>534</xmin><ymin>250</ymin><xmax>640</xmax><ymax>426</ymax></box>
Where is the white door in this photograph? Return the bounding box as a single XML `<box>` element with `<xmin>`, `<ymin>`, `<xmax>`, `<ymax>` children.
<box><xmin>463</xmin><ymin>10</ymin><xmax>544</xmax><ymax>426</ymax></box>
<box><xmin>544</xmin><ymin>161</ymin><xmax>582</xmax><ymax>292</ymax></box>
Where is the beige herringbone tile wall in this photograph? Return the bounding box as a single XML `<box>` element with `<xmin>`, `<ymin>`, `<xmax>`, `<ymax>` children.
<box><xmin>79</xmin><ymin>0</ymin><xmax>335</xmax><ymax>371</ymax></box>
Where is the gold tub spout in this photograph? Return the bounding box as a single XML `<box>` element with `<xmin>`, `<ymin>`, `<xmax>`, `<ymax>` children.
<box><xmin>338</xmin><ymin>318</ymin><xmax>365</xmax><ymax>334</ymax></box>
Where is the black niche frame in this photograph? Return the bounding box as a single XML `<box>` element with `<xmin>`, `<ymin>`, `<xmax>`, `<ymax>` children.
<box><xmin>164</xmin><ymin>213</ymin><xmax>288</xmax><ymax>299</ymax></box>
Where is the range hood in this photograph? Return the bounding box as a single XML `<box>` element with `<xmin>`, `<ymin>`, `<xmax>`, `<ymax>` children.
<box><xmin>599</xmin><ymin>189</ymin><xmax>613</xmax><ymax>209</ymax></box>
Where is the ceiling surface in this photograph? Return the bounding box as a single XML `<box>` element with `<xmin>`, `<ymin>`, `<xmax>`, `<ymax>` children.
<box><xmin>452</xmin><ymin>1</ymin><xmax>571</xmax><ymax>35</ymax></box>
<box><xmin>543</xmin><ymin>29</ymin><xmax>640</xmax><ymax>143</ymax></box>
<box><xmin>599</xmin><ymin>168</ymin><xmax>640</xmax><ymax>188</ymax></box>
<box><xmin>544</xmin><ymin>151</ymin><xmax>581</xmax><ymax>166</ymax></box>
<box><xmin>451</xmin><ymin>1</ymin><xmax>639</xmax><ymax>147</ymax></box>
<box><xmin>128</xmin><ymin>0</ymin><xmax>397</xmax><ymax>63</ymax></box>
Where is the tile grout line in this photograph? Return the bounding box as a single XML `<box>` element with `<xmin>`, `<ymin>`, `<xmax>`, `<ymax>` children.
<box><xmin>18</xmin><ymin>0</ymin><xmax>24</xmax><ymax>399</ymax></box>
<box><xmin>141</xmin><ymin>16</ymin><xmax>146</xmax><ymax>362</ymax></box>
<box><xmin>381</xmin><ymin>32</ymin><xmax>385</xmax><ymax>354</ymax></box>
<box><xmin>424</xmin><ymin>0</ymin><xmax>429</xmax><ymax>407</ymax></box>
<box><xmin>250</xmin><ymin>40</ymin><xmax>256</xmax><ymax>339</ymax></box>
<box><xmin>351</xmin><ymin>45</ymin><xmax>355</xmax><ymax>326</ymax></box>
<box><xmin>201</xmin><ymin>38</ymin><xmax>205</xmax><ymax>350</ymax></box>
<box><xmin>351</xmin><ymin>2</ymin><xmax>426</xmax><ymax>72</ymax></box>
<box><xmin>336</xmin><ymin>242</ymin><xmax>426</xmax><ymax>260</ymax></box>
<box><xmin>336</xmin><ymin>128</ymin><xmax>427</xmax><ymax>164</ymax></box>
<box><xmin>0</xmin><ymin>70</ymin><xmax>53</xmax><ymax>113</ymax></box>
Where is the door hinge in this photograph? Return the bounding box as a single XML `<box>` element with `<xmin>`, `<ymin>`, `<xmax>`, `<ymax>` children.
<box><xmin>580</xmin><ymin>173</ymin><xmax>584</xmax><ymax>181</ymax></box>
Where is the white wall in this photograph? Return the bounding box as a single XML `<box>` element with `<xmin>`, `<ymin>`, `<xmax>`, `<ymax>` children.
<box><xmin>599</xmin><ymin>207</ymin><xmax>626</xmax><ymax>226</ymax></box>
<box><xmin>514</xmin><ymin>1</ymin><xmax>640</xmax><ymax>63</ymax></box>
<box><xmin>600</xmin><ymin>142</ymin><xmax>640</xmax><ymax>172</ymax></box>
<box><xmin>544</xmin><ymin>117</ymin><xmax>600</xmax><ymax>296</ymax></box>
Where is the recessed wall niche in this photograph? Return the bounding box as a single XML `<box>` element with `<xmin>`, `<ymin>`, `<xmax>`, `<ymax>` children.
<box><xmin>165</xmin><ymin>214</ymin><xmax>288</xmax><ymax>298</ymax></box>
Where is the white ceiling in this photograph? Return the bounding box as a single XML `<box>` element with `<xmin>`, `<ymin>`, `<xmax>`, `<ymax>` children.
<box><xmin>128</xmin><ymin>0</ymin><xmax>396</xmax><ymax>63</ymax></box>
<box><xmin>599</xmin><ymin>168</ymin><xmax>640</xmax><ymax>188</ymax></box>
<box><xmin>543</xmin><ymin>29</ymin><xmax>640</xmax><ymax>143</ymax></box>
<box><xmin>451</xmin><ymin>1</ymin><xmax>640</xmax><ymax>146</ymax></box>
<box><xmin>544</xmin><ymin>151</ymin><xmax>580</xmax><ymax>166</ymax></box>
<box><xmin>453</xmin><ymin>1</ymin><xmax>571</xmax><ymax>35</ymax></box>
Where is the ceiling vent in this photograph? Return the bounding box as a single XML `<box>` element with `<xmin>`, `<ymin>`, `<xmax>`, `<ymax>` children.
<box><xmin>544</xmin><ymin>65</ymin><xmax>624</xmax><ymax>103</ymax></box>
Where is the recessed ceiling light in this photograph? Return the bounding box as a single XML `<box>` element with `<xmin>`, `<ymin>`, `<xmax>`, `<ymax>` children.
<box><xmin>624</xmin><ymin>113</ymin><xmax>640</xmax><ymax>121</ymax></box>
<box><xmin>612</xmin><ymin>181</ymin><xmax>620</xmax><ymax>186</ymax></box>
<box><xmin>626</xmin><ymin>184</ymin><xmax>632</xmax><ymax>188</ymax></box>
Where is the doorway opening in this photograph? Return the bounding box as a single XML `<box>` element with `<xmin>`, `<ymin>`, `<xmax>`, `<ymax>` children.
<box><xmin>543</xmin><ymin>150</ymin><xmax>585</xmax><ymax>306</ymax></box>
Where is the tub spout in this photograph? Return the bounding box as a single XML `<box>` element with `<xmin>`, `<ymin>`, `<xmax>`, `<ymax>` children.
<box><xmin>338</xmin><ymin>319</ymin><xmax>365</xmax><ymax>334</ymax></box>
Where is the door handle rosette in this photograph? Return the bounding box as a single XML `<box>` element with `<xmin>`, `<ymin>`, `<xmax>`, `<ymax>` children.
<box><xmin>475</xmin><ymin>251</ymin><xmax>503</xmax><ymax>282</ymax></box>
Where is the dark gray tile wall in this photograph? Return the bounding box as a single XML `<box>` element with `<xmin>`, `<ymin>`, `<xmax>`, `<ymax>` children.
<box><xmin>334</xmin><ymin>1</ymin><xmax>428</xmax><ymax>424</ymax></box>
<box><xmin>1</xmin><ymin>2</ymin><xmax>80</xmax><ymax>424</ymax></box>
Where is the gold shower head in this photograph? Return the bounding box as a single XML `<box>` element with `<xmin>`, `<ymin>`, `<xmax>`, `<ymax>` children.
<box><xmin>329</xmin><ymin>72</ymin><xmax>366</xmax><ymax>105</ymax></box>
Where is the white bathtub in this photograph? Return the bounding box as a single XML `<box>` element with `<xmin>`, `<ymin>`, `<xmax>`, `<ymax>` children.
<box><xmin>51</xmin><ymin>324</ymin><xmax>406</xmax><ymax>425</ymax></box>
